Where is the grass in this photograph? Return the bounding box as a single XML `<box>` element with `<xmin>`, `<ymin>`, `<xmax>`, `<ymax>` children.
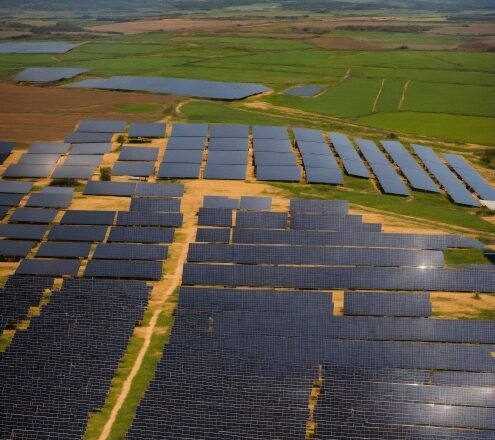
<box><xmin>375</xmin><ymin>78</ymin><xmax>405</xmax><ymax>113</ymax></box>
<box><xmin>266</xmin><ymin>77</ymin><xmax>383</xmax><ymax>118</ymax></box>
<box><xmin>356</xmin><ymin>112</ymin><xmax>495</xmax><ymax>145</ymax></box>
<box><xmin>113</xmin><ymin>103</ymin><xmax>163</xmax><ymax>113</ymax></box>
<box><xmin>84</xmin><ymin>287</ymin><xmax>180</xmax><ymax>440</ymax></box>
<box><xmin>327</xmin><ymin>30</ymin><xmax>468</xmax><ymax>46</ymax></box>
<box><xmin>403</xmin><ymin>82</ymin><xmax>495</xmax><ymax>118</ymax></box>
<box><xmin>443</xmin><ymin>249</ymin><xmax>491</xmax><ymax>266</ymax></box>
<box><xmin>271</xmin><ymin>179</ymin><xmax>495</xmax><ymax>239</ymax></box>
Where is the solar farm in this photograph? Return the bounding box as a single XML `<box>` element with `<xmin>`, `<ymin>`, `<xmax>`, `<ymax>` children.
<box><xmin>0</xmin><ymin>114</ymin><xmax>492</xmax><ymax>439</ymax></box>
<box><xmin>0</xmin><ymin>2</ymin><xmax>494</xmax><ymax>439</ymax></box>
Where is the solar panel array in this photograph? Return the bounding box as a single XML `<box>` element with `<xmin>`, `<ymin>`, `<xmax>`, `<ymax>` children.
<box><xmin>294</xmin><ymin>130</ymin><xmax>343</xmax><ymax>185</ymax></box>
<box><xmin>0</xmin><ymin>278</ymin><xmax>150</xmax><ymax>440</ymax></box>
<box><xmin>0</xmin><ymin>141</ymin><xmax>15</xmax><ymax>164</ymax></box>
<box><xmin>128</xmin><ymin>197</ymin><xmax>495</xmax><ymax>439</ymax></box>
<box><xmin>128</xmin><ymin>123</ymin><xmax>165</xmax><ymax>139</ymax></box>
<box><xmin>15</xmin><ymin>67</ymin><xmax>88</xmax><ymax>84</ymax></box>
<box><xmin>328</xmin><ymin>132</ymin><xmax>370</xmax><ymax>178</ymax></box>
<box><xmin>444</xmin><ymin>153</ymin><xmax>495</xmax><ymax>201</ymax></box>
<box><xmin>253</xmin><ymin>127</ymin><xmax>301</xmax><ymax>182</ymax></box>
<box><xmin>381</xmin><ymin>140</ymin><xmax>440</xmax><ymax>193</ymax></box>
<box><xmin>413</xmin><ymin>144</ymin><xmax>480</xmax><ymax>207</ymax></box>
<box><xmin>356</xmin><ymin>138</ymin><xmax>410</xmax><ymax>196</ymax></box>
<box><xmin>67</xmin><ymin>75</ymin><xmax>270</xmax><ymax>100</ymax></box>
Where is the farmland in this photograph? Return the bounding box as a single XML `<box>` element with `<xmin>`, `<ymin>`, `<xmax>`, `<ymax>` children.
<box><xmin>0</xmin><ymin>28</ymin><xmax>493</xmax><ymax>144</ymax></box>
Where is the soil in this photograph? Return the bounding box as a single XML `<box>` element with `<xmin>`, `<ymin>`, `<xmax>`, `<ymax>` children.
<box><xmin>0</xmin><ymin>82</ymin><xmax>178</xmax><ymax>143</ymax></box>
<box><xmin>429</xmin><ymin>23</ymin><xmax>495</xmax><ymax>36</ymax></box>
<box><xmin>86</xmin><ymin>18</ymin><xmax>271</xmax><ymax>35</ymax></box>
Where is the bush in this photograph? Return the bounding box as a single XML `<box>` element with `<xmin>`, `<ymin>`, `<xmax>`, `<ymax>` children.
<box><xmin>100</xmin><ymin>167</ymin><xmax>111</xmax><ymax>181</ymax></box>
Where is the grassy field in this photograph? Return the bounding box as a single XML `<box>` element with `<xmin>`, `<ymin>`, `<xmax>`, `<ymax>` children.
<box><xmin>0</xmin><ymin>32</ymin><xmax>494</xmax><ymax>144</ymax></box>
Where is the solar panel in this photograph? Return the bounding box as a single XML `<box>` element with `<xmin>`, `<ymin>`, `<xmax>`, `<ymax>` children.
<box><xmin>290</xmin><ymin>199</ymin><xmax>349</xmax><ymax>214</ymax></box>
<box><xmin>252</xmin><ymin>125</ymin><xmax>288</xmax><ymax>140</ymax></box>
<box><xmin>64</xmin><ymin>155</ymin><xmax>103</xmax><ymax>166</ymax></box>
<box><xmin>0</xmin><ymin>193</ymin><xmax>23</xmax><ymax>206</ymax></box>
<box><xmin>3</xmin><ymin>164</ymin><xmax>54</xmax><ymax>178</ymax></box>
<box><xmin>182</xmin><ymin>264</ymin><xmax>495</xmax><ymax>292</ymax></box>
<box><xmin>204</xmin><ymin>164</ymin><xmax>246</xmax><ymax>180</ymax></box>
<box><xmin>207</xmin><ymin>151</ymin><xmax>247</xmax><ymax>165</ymax></box>
<box><xmin>0</xmin><ymin>141</ymin><xmax>16</xmax><ymax>154</ymax></box>
<box><xmin>118</xmin><ymin>147</ymin><xmax>159</xmax><ymax>162</ymax></box>
<box><xmin>0</xmin><ymin>224</ymin><xmax>47</xmax><ymax>240</ymax></box>
<box><xmin>208</xmin><ymin>138</ymin><xmax>248</xmax><ymax>151</ymax></box>
<box><xmin>25</xmin><ymin>193</ymin><xmax>72</xmax><ymax>208</ymax></box>
<box><xmin>0</xmin><ymin>240</ymin><xmax>36</xmax><ymax>258</ymax></box>
<box><xmin>196</xmin><ymin>228</ymin><xmax>231</xmax><ymax>243</ymax></box>
<box><xmin>166</xmin><ymin>137</ymin><xmax>206</xmax><ymax>150</ymax></box>
<box><xmin>134</xmin><ymin>182</ymin><xmax>184</xmax><ymax>197</ymax></box>
<box><xmin>291</xmin><ymin>213</ymin><xmax>372</xmax><ymax>231</ymax></box>
<box><xmin>162</xmin><ymin>149</ymin><xmax>203</xmax><ymax>164</ymax></box>
<box><xmin>301</xmin><ymin>153</ymin><xmax>340</xmax><ymax>169</ymax></box>
<box><xmin>329</xmin><ymin>133</ymin><xmax>370</xmax><ymax>178</ymax></box>
<box><xmin>84</xmin><ymin>180</ymin><xmax>136</xmax><ymax>197</ymax></box>
<box><xmin>293</xmin><ymin>128</ymin><xmax>325</xmax><ymax>143</ymax></box>
<box><xmin>0</xmin><ymin>180</ymin><xmax>33</xmax><ymax>194</ymax></box>
<box><xmin>128</xmin><ymin>123</ymin><xmax>165</xmax><ymax>138</ymax></box>
<box><xmin>60</xmin><ymin>210</ymin><xmax>116</xmax><ymax>225</ymax></box>
<box><xmin>69</xmin><ymin>143</ymin><xmax>111</xmax><ymax>155</ymax></box>
<box><xmin>16</xmin><ymin>67</ymin><xmax>88</xmax><ymax>83</ymax></box>
<box><xmin>296</xmin><ymin>141</ymin><xmax>330</xmax><ymax>156</ymax></box>
<box><xmin>188</xmin><ymin>244</ymin><xmax>442</xmax><ymax>267</ymax></box>
<box><xmin>203</xmin><ymin>196</ymin><xmax>239</xmax><ymax>209</ymax></box>
<box><xmin>93</xmin><ymin>243</ymin><xmax>168</xmax><ymax>260</ymax></box>
<box><xmin>0</xmin><ymin>42</ymin><xmax>78</xmax><ymax>54</ymax></box>
<box><xmin>116</xmin><ymin>212</ymin><xmax>183</xmax><ymax>227</ymax></box>
<box><xmin>68</xmin><ymin>76</ymin><xmax>270</xmax><ymax>100</ymax></box>
<box><xmin>171</xmin><ymin>123</ymin><xmax>208</xmax><ymax>138</ymax></box>
<box><xmin>413</xmin><ymin>145</ymin><xmax>480</xmax><ymax>207</ymax></box>
<box><xmin>381</xmin><ymin>140</ymin><xmax>440</xmax><ymax>193</ymax></box>
<box><xmin>52</xmin><ymin>165</ymin><xmax>96</xmax><ymax>180</ymax></box>
<box><xmin>108</xmin><ymin>226</ymin><xmax>174</xmax><ymax>244</ymax></box>
<box><xmin>112</xmin><ymin>162</ymin><xmax>154</xmax><ymax>177</ymax></box>
<box><xmin>0</xmin><ymin>206</ymin><xmax>8</xmax><ymax>220</ymax></box>
<box><xmin>84</xmin><ymin>259</ymin><xmax>162</xmax><ymax>280</ymax></box>
<box><xmin>130</xmin><ymin>198</ymin><xmax>181</xmax><ymax>212</ymax></box>
<box><xmin>157</xmin><ymin>163</ymin><xmax>200</xmax><ymax>179</ymax></box>
<box><xmin>252</xmin><ymin>138</ymin><xmax>292</xmax><ymax>153</ymax></box>
<box><xmin>16</xmin><ymin>258</ymin><xmax>80</xmax><ymax>276</ymax></box>
<box><xmin>10</xmin><ymin>207</ymin><xmax>58</xmax><ymax>223</ymax></box>
<box><xmin>236</xmin><ymin>211</ymin><xmax>287</xmax><ymax>229</ymax></box>
<box><xmin>65</xmin><ymin>132</ymin><xmax>113</xmax><ymax>143</ymax></box>
<box><xmin>444</xmin><ymin>153</ymin><xmax>495</xmax><ymax>201</ymax></box>
<box><xmin>210</xmin><ymin>124</ymin><xmax>249</xmax><ymax>138</ymax></box>
<box><xmin>239</xmin><ymin>196</ymin><xmax>272</xmax><ymax>211</ymax></box>
<box><xmin>198</xmin><ymin>208</ymin><xmax>233</xmax><ymax>227</ymax></box>
<box><xmin>18</xmin><ymin>154</ymin><xmax>60</xmax><ymax>165</ymax></box>
<box><xmin>36</xmin><ymin>242</ymin><xmax>92</xmax><ymax>258</ymax></box>
<box><xmin>356</xmin><ymin>138</ymin><xmax>410</xmax><ymax>196</ymax></box>
<box><xmin>256</xmin><ymin>165</ymin><xmax>300</xmax><ymax>182</ymax></box>
<box><xmin>344</xmin><ymin>291</ymin><xmax>432</xmax><ymax>317</ymax></box>
<box><xmin>306</xmin><ymin>167</ymin><xmax>344</xmax><ymax>185</ymax></box>
<box><xmin>48</xmin><ymin>225</ymin><xmax>107</xmax><ymax>242</ymax></box>
<box><xmin>285</xmin><ymin>84</ymin><xmax>325</xmax><ymax>97</ymax></box>
<box><xmin>254</xmin><ymin>152</ymin><xmax>297</xmax><ymax>166</ymax></box>
<box><xmin>78</xmin><ymin>120</ymin><xmax>126</xmax><ymax>133</ymax></box>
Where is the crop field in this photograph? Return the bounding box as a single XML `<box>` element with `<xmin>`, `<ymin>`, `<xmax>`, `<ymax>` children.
<box><xmin>0</xmin><ymin>28</ymin><xmax>494</xmax><ymax>144</ymax></box>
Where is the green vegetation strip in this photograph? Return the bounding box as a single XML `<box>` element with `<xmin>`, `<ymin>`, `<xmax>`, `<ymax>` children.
<box><xmin>84</xmin><ymin>288</ymin><xmax>180</xmax><ymax>440</ymax></box>
<box><xmin>443</xmin><ymin>249</ymin><xmax>491</xmax><ymax>266</ymax></box>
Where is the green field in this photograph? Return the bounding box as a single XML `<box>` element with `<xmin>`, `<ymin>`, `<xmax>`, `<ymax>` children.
<box><xmin>0</xmin><ymin>32</ymin><xmax>494</xmax><ymax>145</ymax></box>
<box><xmin>375</xmin><ymin>78</ymin><xmax>405</xmax><ymax>113</ymax></box>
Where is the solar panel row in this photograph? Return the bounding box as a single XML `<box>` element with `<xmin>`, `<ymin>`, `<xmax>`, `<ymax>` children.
<box><xmin>413</xmin><ymin>144</ymin><xmax>480</xmax><ymax>207</ymax></box>
<box><xmin>329</xmin><ymin>132</ymin><xmax>370</xmax><ymax>178</ymax></box>
<box><xmin>356</xmin><ymin>138</ymin><xmax>410</xmax><ymax>196</ymax></box>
